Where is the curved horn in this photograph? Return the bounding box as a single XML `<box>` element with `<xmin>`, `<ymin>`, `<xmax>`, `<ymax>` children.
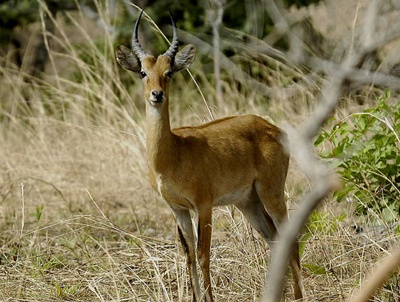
<box><xmin>163</xmin><ymin>11</ymin><xmax>179</xmax><ymax>60</ymax></box>
<box><xmin>131</xmin><ymin>9</ymin><xmax>147</xmax><ymax>60</ymax></box>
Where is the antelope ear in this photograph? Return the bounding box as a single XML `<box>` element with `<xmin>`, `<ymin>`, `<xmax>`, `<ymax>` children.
<box><xmin>115</xmin><ymin>45</ymin><xmax>141</xmax><ymax>74</ymax></box>
<box><xmin>172</xmin><ymin>44</ymin><xmax>196</xmax><ymax>73</ymax></box>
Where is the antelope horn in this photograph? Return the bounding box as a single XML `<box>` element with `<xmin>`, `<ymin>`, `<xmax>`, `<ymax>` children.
<box><xmin>131</xmin><ymin>9</ymin><xmax>147</xmax><ymax>60</ymax></box>
<box><xmin>163</xmin><ymin>11</ymin><xmax>179</xmax><ymax>60</ymax></box>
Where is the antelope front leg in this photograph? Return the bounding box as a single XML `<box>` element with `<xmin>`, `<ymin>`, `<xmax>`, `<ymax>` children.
<box><xmin>290</xmin><ymin>240</ymin><xmax>304</xmax><ymax>300</ymax></box>
<box><xmin>197</xmin><ymin>205</ymin><xmax>213</xmax><ymax>302</ymax></box>
<box><xmin>171</xmin><ymin>207</ymin><xmax>201</xmax><ymax>301</ymax></box>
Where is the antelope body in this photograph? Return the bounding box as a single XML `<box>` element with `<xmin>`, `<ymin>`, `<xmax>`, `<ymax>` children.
<box><xmin>115</xmin><ymin>10</ymin><xmax>303</xmax><ymax>302</ymax></box>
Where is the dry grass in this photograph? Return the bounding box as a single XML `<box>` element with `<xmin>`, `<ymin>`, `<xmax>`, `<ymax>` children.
<box><xmin>1</xmin><ymin>1</ymin><xmax>399</xmax><ymax>301</ymax></box>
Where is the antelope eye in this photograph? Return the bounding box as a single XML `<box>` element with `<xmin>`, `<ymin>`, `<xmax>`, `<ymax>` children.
<box><xmin>165</xmin><ymin>70</ymin><xmax>173</xmax><ymax>78</ymax></box>
<box><xmin>140</xmin><ymin>70</ymin><xmax>147</xmax><ymax>78</ymax></box>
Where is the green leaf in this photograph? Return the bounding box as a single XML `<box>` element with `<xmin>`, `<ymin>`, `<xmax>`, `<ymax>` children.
<box><xmin>314</xmin><ymin>132</ymin><xmax>326</xmax><ymax>146</ymax></box>
<box><xmin>358</xmin><ymin>117</ymin><xmax>366</xmax><ymax>132</ymax></box>
<box><xmin>35</xmin><ymin>205</ymin><xmax>44</xmax><ymax>223</ymax></box>
<box><xmin>329</xmin><ymin>158</ymin><xmax>343</xmax><ymax>169</ymax></box>
<box><xmin>303</xmin><ymin>263</ymin><xmax>327</xmax><ymax>275</ymax></box>
<box><xmin>338</xmin><ymin>122</ymin><xmax>350</xmax><ymax>136</ymax></box>
<box><xmin>382</xmin><ymin>203</ymin><xmax>398</xmax><ymax>223</ymax></box>
<box><xmin>333</xmin><ymin>144</ymin><xmax>345</xmax><ymax>157</ymax></box>
<box><xmin>299</xmin><ymin>232</ymin><xmax>312</xmax><ymax>259</ymax></box>
<box><xmin>333</xmin><ymin>184</ymin><xmax>355</xmax><ymax>202</ymax></box>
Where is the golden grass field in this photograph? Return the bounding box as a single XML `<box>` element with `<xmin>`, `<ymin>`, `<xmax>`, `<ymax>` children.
<box><xmin>1</xmin><ymin>1</ymin><xmax>399</xmax><ymax>301</ymax></box>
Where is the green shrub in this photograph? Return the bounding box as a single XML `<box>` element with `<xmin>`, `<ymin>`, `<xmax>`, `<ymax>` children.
<box><xmin>315</xmin><ymin>90</ymin><xmax>400</xmax><ymax>219</ymax></box>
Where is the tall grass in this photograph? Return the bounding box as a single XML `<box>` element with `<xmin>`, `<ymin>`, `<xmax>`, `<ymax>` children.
<box><xmin>0</xmin><ymin>1</ymin><xmax>399</xmax><ymax>301</ymax></box>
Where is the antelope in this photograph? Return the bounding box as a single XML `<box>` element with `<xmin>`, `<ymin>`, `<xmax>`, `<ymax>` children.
<box><xmin>115</xmin><ymin>10</ymin><xmax>303</xmax><ymax>302</ymax></box>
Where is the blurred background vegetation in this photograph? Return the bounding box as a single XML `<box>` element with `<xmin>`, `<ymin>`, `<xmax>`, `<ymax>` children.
<box><xmin>0</xmin><ymin>0</ymin><xmax>324</xmax><ymax>77</ymax></box>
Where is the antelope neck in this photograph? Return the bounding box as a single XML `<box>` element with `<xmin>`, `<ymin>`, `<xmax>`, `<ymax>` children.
<box><xmin>145</xmin><ymin>99</ymin><xmax>177</xmax><ymax>172</ymax></box>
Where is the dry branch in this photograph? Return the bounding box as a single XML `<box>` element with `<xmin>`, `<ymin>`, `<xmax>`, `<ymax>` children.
<box><xmin>348</xmin><ymin>248</ymin><xmax>400</xmax><ymax>302</ymax></box>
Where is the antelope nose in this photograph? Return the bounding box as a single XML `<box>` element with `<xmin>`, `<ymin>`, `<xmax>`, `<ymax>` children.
<box><xmin>151</xmin><ymin>90</ymin><xmax>164</xmax><ymax>102</ymax></box>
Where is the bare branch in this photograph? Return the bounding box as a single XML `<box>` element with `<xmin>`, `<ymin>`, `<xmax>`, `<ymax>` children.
<box><xmin>348</xmin><ymin>248</ymin><xmax>400</xmax><ymax>302</ymax></box>
<box><xmin>207</xmin><ymin>0</ymin><xmax>226</xmax><ymax>107</ymax></box>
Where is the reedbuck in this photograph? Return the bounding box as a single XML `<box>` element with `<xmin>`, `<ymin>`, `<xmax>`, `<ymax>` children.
<box><xmin>115</xmin><ymin>10</ymin><xmax>303</xmax><ymax>302</ymax></box>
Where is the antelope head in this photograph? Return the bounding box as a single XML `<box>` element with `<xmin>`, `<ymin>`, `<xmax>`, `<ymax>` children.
<box><xmin>115</xmin><ymin>10</ymin><xmax>196</xmax><ymax>106</ymax></box>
